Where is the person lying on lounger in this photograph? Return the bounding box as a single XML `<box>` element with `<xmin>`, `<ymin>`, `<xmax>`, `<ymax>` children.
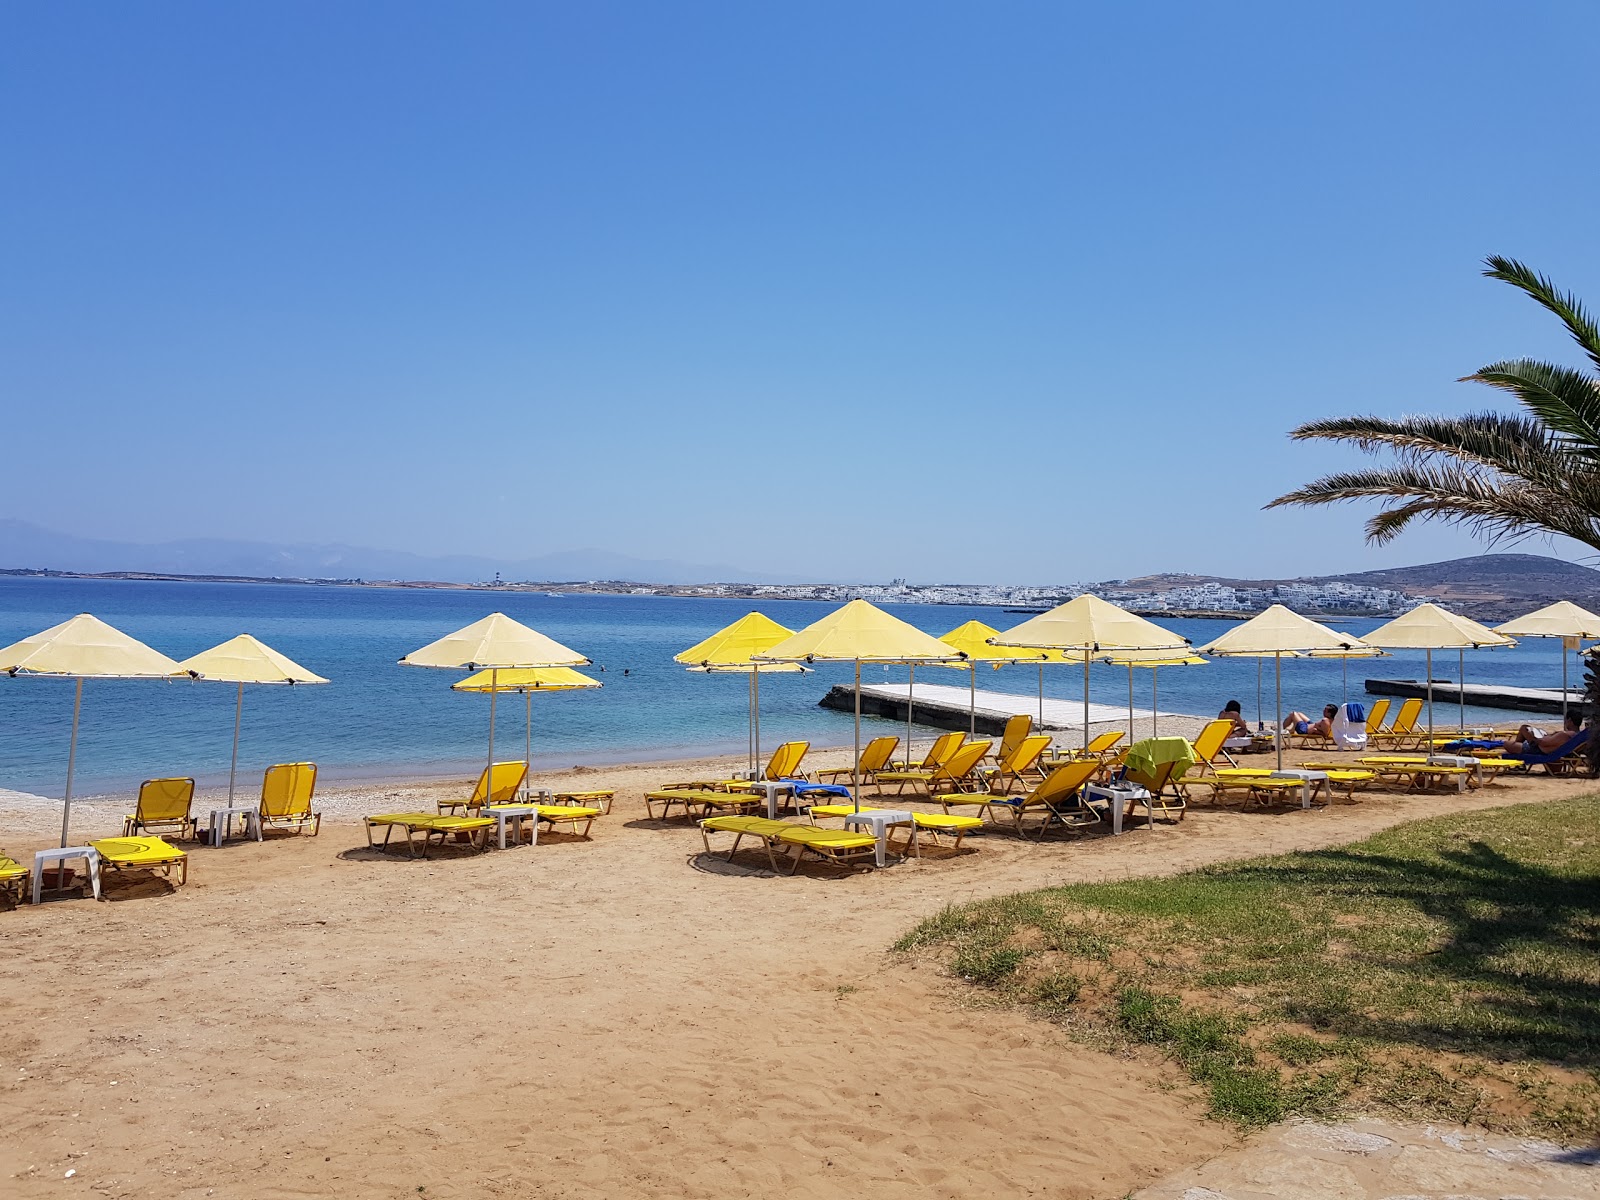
<box><xmin>1218</xmin><ymin>700</ymin><xmax>1250</xmax><ymax>736</ymax></box>
<box><xmin>1282</xmin><ymin>704</ymin><xmax>1338</xmax><ymax>740</ymax></box>
<box><xmin>1502</xmin><ymin>712</ymin><xmax>1582</xmax><ymax>756</ymax></box>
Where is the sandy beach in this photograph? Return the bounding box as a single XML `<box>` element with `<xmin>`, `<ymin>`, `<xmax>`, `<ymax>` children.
<box><xmin>4</xmin><ymin>727</ymin><xmax>1598</xmax><ymax>1199</ymax></box>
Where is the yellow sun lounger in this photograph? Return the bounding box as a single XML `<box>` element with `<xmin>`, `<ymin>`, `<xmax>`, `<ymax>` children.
<box><xmin>1044</xmin><ymin>730</ymin><xmax>1125</xmax><ymax>767</ymax></box>
<box><xmin>1</xmin><ymin>853</ymin><xmax>28</xmax><ymax>905</ymax></box>
<box><xmin>260</xmin><ymin>762</ymin><xmax>322</xmax><ymax>836</ymax></box>
<box><xmin>1213</xmin><ymin>767</ymin><xmax>1377</xmax><ymax>805</ymax></box>
<box><xmin>816</xmin><ymin>735</ymin><xmax>899</xmax><ymax>784</ymax></box>
<box><xmin>532</xmin><ymin>803</ymin><xmax>603</xmax><ymax>839</ymax></box>
<box><xmin>123</xmin><ymin>777</ymin><xmax>197</xmax><ymax>840</ymax></box>
<box><xmin>551</xmin><ymin>789</ymin><xmax>615</xmax><ymax>815</ymax></box>
<box><xmin>889</xmin><ymin>730</ymin><xmax>964</xmax><ymax>772</ymax></box>
<box><xmin>808</xmin><ymin>805</ymin><xmax>986</xmax><ymax>853</ymax></box>
<box><xmin>699</xmin><ymin>815</ymin><xmax>794</xmax><ymax>870</ymax></box>
<box><xmin>942</xmin><ymin>757</ymin><xmax>1104</xmax><ymax>838</ymax></box>
<box><xmin>645</xmin><ymin>789</ymin><xmax>760</xmax><ymax>820</ymax></box>
<box><xmin>1355</xmin><ymin>756</ymin><xmax>1482</xmax><ymax>792</ymax></box>
<box><xmin>981</xmin><ymin>734</ymin><xmax>1053</xmax><ymax>794</ymax></box>
<box><xmin>1369</xmin><ymin>698</ymin><xmax>1424</xmax><ymax>750</ymax></box>
<box><xmin>775</xmin><ymin>825</ymin><xmax>879</xmax><ymax>873</ymax></box>
<box><xmin>90</xmin><ymin>836</ymin><xmax>189</xmax><ymax>891</ymax></box>
<box><xmin>439</xmin><ymin>761</ymin><xmax>527</xmax><ymax>816</ymax></box>
<box><xmin>365</xmin><ymin>813</ymin><xmax>497</xmax><ymax>857</ymax></box>
<box><xmin>874</xmin><ymin>739</ymin><xmax>993</xmax><ymax>796</ymax></box>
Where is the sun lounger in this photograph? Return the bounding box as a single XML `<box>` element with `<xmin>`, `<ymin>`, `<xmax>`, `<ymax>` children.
<box><xmin>260</xmin><ymin>762</ymin><xmax>322</xmax><ymax>835</ymax></box>
<box><xmin>775</xmin><ymin>825</ymin><xmax>880</xmax><ymax>872</ymax></box>
<box><xmin>698</xmin><ymin>815</ymin><xmax>793</xmax><ymax>870</ymax></box>
<box><xmin>981</xmin><ymin>734</ymin><xmax>1052</xmax><ymax>794</ymax></box>
<box><xmin>990</xmin><ymin>714</ymin><xmax>1033</xmax><ymax>763</ymax></box>
<box><xmin>804</xmin><ymin>804</ymin><xmax>987</xmax><ymax>853</ymax></box>
<box><xmin>1363</xmin><ymin>698</ymin><xmax>1391</xmax><ymax>739</ymax></box>
<box><xmin>816</xmin><ymin>735</ymin><xmax>899</xmax><ymax>784</ymax></box>
<box><xmin>943</xmin><ymin>757</ymin><xmax>1104</xmax><ymax>838</ymax></box>
<box><xmin>0</xmin><ymin>853</ymin><xmax>28</xmax><ymax>905</ymax></box>
<box><xmin>645</xmin><ymin>788</ymin><xmax>761</xmax><ymax>820</ymax></box>
<box><xmin>122</xmin><ymin>777</ymin><xmax>197</xmax><ymax>839</ymax></box>
<box><xmin>364</xmin><ymin>813</ymin><xmax>497</xmax><ymax>857</ymax></box>
<box><xmin>1044</xmin><ymin>730</ymin><xmax>1124</xmax><ymax>767</ymax></box>
<box><xmin>551</xmin><ymin>789</ymin><xmax>615</xmax><ymax>814</ymax></box>
<box><xmin>1187</xmin><ymin>720</ymin><xmax>1238</xmax><ymax>779</ymax></box>
<box><xmin>874</xmin><ymin>739</ymin><xmax>992</xmax><ymax>796</ymax></box>
<box><xmin>1502</xmin><ymin>729</ymin><xmax>1591</xmax><ymax>775</ymax></box>
<box><xmin>532</xmin><ymin>803</ymin><xmax>603</xmax><ymax>839</ymax></box>
<box><xmin>888</xmin><ymin>730</ymin><xmax>964</xmax><ymax>772</ymax></box>
<box><xmin>90</xmin><ymin>836</ymin><xmax>189</xmax><ymax>891</ymax></box>
<box><xmin>439</xmin><ymin>761</ymin><xmax>527</xmax><ymax>816</ymax></box>
<box><xmin>1357</xmin><ymin>756</ymin><xmax>1478</xmax><ymax>793</ymax></box>
<box><xmin>1369</xmin><ymin>698</ymin><xmax>1424</xmax><ymax>750</ymax></box>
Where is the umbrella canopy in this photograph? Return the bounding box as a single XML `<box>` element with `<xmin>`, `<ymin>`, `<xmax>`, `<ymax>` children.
<box><xmin>675</xmin><ymin>611</ymin><xmax>805</xmax><ymax>775</ymax></box>
<box><xmin>177</xmin><ymin>634</ymin><xmax>329</xmax><ymax>806</ymax></box>
<box><xmin>1495</xmin><ymin>600</ymin><xmax>1600</xmax><ymax>720</ymax></box>
<box><xmin>454</xmin><ymin>667</ymin><xmax>601</xmax><ymax>798</ymax></box>
<box><xmin>402</xmin><ymin>613</ymin><xmax>591</xmax><ymax>800</ymax></box>
<box><xmin>755</xmin><ymin>599</ymin><xmax>964</xmax><ymax>809</ymax></box>
<box><xmin>991</xmin><ymin>595</ymin><xmax>1188</xmax><ymax>751</ymax></box>
<box><xmin>400</xmin><ymin>612</ymin><xmax>589</xmax><ymax>670</ymax></box>
<box><xmin>1198</xmin><ymin>605</ymin><xmax>1374</xmax><ymax>769</ymax></box>
<box><xmin>0</xmin><ymin>614</ymin><xmax>187</xmax><ymax>847</ymax></box>
<box><xmin>1363</xmin><ymin>604</ymin><xmax>1513</xmax><ymax>742</ymax></box>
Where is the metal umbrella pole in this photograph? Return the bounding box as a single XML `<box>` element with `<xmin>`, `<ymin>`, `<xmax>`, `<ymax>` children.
<box><xmin>1038</xmin><ymin>663</ymin><xmax>1044</xmax><ymax>729</ymax></box>
<box><xmin>1426</xmin><ymin>648</ymin><xmax>1434</xmax><ymax>747</ymax></box>
<box><xmin>227</xmin><ymin>680</ymin><xmax>244</xmax><ymax>805</ymax></box>
<box><xmin>525</xmin><ymin>687</ymin><xmax>534</xmax><ymax>801</ymax></box>
<box><xmin>1082</xmin><ymin>652</ymin><xmax>1091</xmax><ymax>752</ymax></box>
<box><xmin>60</xmin><ymin>678</ymin><xmax>84</xmax><ymax>848</ymax></box>
<box><xmin>968</xmin><ymin>664</ymin><xmax>976</xmax><ymax>735</ymax></box>
<box><xmin>852</xmin><ymin>659</ymin><xmax>863</xmax><ymax>812</ymax></box>
<box><xmin>753</xmin><ymin>665</ymin><xmax>762</xmax><ymax>774</ymax></box>
<box><xmin>1151</xmin><ymin>666</ymin><xmax>1159</xmax><ymax>739</ymax></box>
<box><xmin>1459</xmin><ymin>648</ymin><xmax>1466</xmax><ymax>734</ymax></box>
<box><xmin>1127</xmin><ymin>664</ymin><xmax>1135</xmax><ymax>738</ymax></box>
<box><xmin>1274</xmin><ymin>651</ymin><xmax>1283</xmax><ymax>771</ymax></box>
<box><xmin>906</xmin><ymin>664</ymin><xmax>915</xmax><ymax>767</ymax></box>
<box><xmin>1256</xmin><ymin>658</ymin><xmax>1263</xmax><ymax>730</ymax></box>
<box><xmin>487</xmin><ymin>667</ymin><xmax>498</xmax><ymax>799</ymax></box>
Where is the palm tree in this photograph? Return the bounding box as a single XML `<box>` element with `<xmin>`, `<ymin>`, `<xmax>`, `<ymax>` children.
<box><xmin>1268</xmin><ymin>256</ymin><xmax>1600</xmax><ymax>552</ymax></box>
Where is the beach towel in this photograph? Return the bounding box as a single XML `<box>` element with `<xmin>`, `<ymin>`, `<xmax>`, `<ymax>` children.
<box><xmin>782</xmin><ymin>777</ymin><xmax>853</xmax><ymax>799</ymax></box>
<box><xmin>1330</xmin><ymin>702</ymin><xmax>1367</xmax><ymax>751</ymax></box>
<box><xmin>1441</xmin><ymin>738</ymin><xmax>1503</xmax><ymax>752</ymax></box>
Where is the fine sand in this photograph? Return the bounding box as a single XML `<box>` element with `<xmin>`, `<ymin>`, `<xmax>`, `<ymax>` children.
<box><xmin>3</xmin><ymin>730</ymin><xmax>1598</xmax><ymax>1199</ymax></box>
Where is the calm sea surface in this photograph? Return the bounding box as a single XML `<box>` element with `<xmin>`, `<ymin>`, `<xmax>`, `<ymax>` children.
<box><xmin>0</xmin><ymin>576</ymin><xmax>1580</xmax><ymax>797</ymax></box>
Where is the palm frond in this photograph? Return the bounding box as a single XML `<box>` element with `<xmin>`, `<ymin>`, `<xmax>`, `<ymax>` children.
<box><xmin>1464</xmin><ymin>358</ymin><xmax>1600</xmax><ymax>458</ymax></box>
<box><xmin>1483</xmin><ymin>256</ymin><xmax>1600</xmax><ymax>374</ymax></box>
<box><xmin>1286</xmin><ymin>412</ymin><xmax>1566</xmax><ymax>477</ymax></box>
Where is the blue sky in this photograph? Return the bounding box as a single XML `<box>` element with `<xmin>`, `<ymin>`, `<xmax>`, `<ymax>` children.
<box><xmin>5</xmin><ymin>2</ymin><xmax>1598</xmax><ymax>583</ymax></box>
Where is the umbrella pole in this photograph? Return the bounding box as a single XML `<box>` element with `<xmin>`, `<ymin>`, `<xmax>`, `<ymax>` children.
<box><xmin>1563</xmin><ymin>646</ymin><xmax>1570</xmax><ymax>722</ymax></box>
<box><xmin>227</xmin><ymin>681</ymin><xmax>244</xmax><ymax>806</ymax></box>
<box><xmin>753</xmin><ymin>665</ymin><xmax>762</xmax><ymax>772</ymax></box>
<box><xmin>1038</xmin><ymin>663</ymin><xmax>1043</xmax><ymax>730</ymax></box>
<box><xmin>1082</xmin><ymin>653</ymin><xmax>1090</xmax><ymax>753</ymax></box>
<box><xmin>525</xmin><ymin>690</ymin><xmax>533</xmax><ymax>801</ymax></box>
<box><xmin>1459</xmin><ymin>648</ymin><xmax>1466</xmax><ymax>734</ymax></box>
<box><xmin>907</xmin><ymin>665</ymin><xmax>915</xmax><ymax>766</ymax></box>
<box><xmin>1426</xmin><ymin>648</ymin><xmax>1434</xmax><ymax>747</ymax></box>
<box><xmin>1127</xmin><ymin>664</ymin><xmax>1134</xmax><ymax>740</ymax></box>
<box><xmin>969</xmin><ymin>664</ymin><xmax>975</xmax><ymax>736</ymax></box>
<box><xmin>60</xmin><ymin>677</ymin><xmax>83</xmax><ymax>848</ymax></box>
<box><xmin>1342</xmin><ymin>657</ymin><xmax>1348</xmax><ymax>703</ymax></box>
<box><xmin>488</xmin><ymin>668</ymin><xmax>497</xmax><ymax>796</ymax></box>
<box><xmin>853</xmin><ymin>659</ymin><xmax>862</xmax><ymax>813</ymax></box>
<box><xmin>1257</xmin><ymin>658</ymin><xmax>1263</xmax><ymax>730</ymax></box>
<box><xmin>1274</xmin><ymin>651</ymin><xmax>1283</xmax><ymax>772</ymax></box>
<box><xmin>1152</xmin><ymin>668</ymin><xmax>1159</xmax><ymax>739</ymax></box>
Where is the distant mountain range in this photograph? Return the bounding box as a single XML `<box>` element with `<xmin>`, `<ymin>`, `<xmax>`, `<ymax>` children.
<box><xmin>0</xmin><ymin>519</ymin><xmax>787</xmax><ymax>586</ymax></box>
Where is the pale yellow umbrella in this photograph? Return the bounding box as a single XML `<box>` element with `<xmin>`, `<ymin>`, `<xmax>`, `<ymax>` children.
<box><xmin>674</xmin><ymin>612</ymin><xmax>807</xmax><ymax>774</ymax></box>
<box><xmin>754</xmin><ymin>599</ymin><xmax>965</xmax><ymax>808</ymax></box>
<box><xmin>936</xmin><ymin>620</ymin><xmax>1069</xmax><ymax>738</ymax></box>
<box><xmin>0</xmin><ymin>613</ymin><xmax>187</xmax><ymax>846</ymax></box>
<box><xmin>1198</xmin><ymin>604</ymin><xmax>1374</xmax><ymax>770</ymax></box>
<box><xmin>453</xmin><ymin>667</ymin><xmax>601</xmax><ymax>800</ymax></box>
<box><xmin>401</xmin><ymin>613</ymin><xmax>590</xmax><ymax>796</ymax></box>
<box><xmin>991</xmin><ymin>594</ymin><xmax>1189</xmax><ymax>751</ymax></box>
<box><xmin>1362</xmin><ymin>603</ymin><xmax>1514</xmax><ymax>743</ymax></box>
<box><xmin>1098</xmin><ymin>648</ymin><xmax>1209</xmax><ymax>740</ymax></box>
<box><xmin>1495</xmin><ymin>600</ymin><xmax>1600</xmax><ymax>721</ymax></box>
<box><xmin>177</xmin><ymin>634</ymin><xmax>329</xmax><ymax>806</ymax></box>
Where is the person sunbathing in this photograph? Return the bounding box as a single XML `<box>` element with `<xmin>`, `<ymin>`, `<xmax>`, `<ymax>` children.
<box><xmin>1218</xmin><ymin>700</ymin><xmax>1250</xmax><ymax>736</ymax></box>
<box><xmin>1502</xmin><ymin>713</ymin><xmax>1582</xmax><ymax>756</ymax></box>
<box><xmin>1282</xmin><ymin>704</ymin><xmax>1338</xmax><ymax>740</ymax></box>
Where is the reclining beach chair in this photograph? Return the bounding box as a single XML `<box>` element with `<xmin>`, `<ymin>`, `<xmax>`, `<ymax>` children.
<box><xmin>874</xmin><ymin>739</ymin><xmax>992</xmax><ymax>796</ymax></box>
<box><xmin>981</xmin><ymin>734</ymin><xmax>1052</xmax><ymax>794</ymax></box>
<box><xmin>1356</xmin><ymin>755</ymin><xmax>1479</xmax><ymax>793</ymax></box>
<box><xmin>1046</xmin><ymin>730</ymin><xmax>1124</xmax><ymax>767</ymax></box>
<box><xmin>90</xmin><ymin>836</ymin><xmax>189</xmax><ymax>892</ymax></box>
<box><xmin>530</xmin><ymin>800</ymin><xmax>604</xmax><ymax>839</ymax></box>
<box><xmin>803</xmin><ymin>803</ymin><xmax>986</xmax><ymax>854</ymax></box>
<box><xmin>438</xmin><ymin>761</ymin><xmax>527</xmax><ymax>816</ymax></box>
<box><xmin>123</xmin><ymin>777</ymin><xmax>197</xmax><ymax>840</ymax></box>
<box><xmin>941</xmin><ymin>757</ymin><xmax>1104</xmax><ymax>838</ymax></box>
<box><xmin>816</xmin><ymin>735</ymin><xmax>898</xmax><ymax>785</ymax></box>
<box><xmin>1504</xmin><ymin>729</ymin><xmax>1591</xmax><ymax>775</ymax></box>
<box><xmin>1363</xmin><ymin>699</ymin><xmax>1390</xmax><ymax>740</ymax></box>
<box><xmin>1369</xmin><ymin>698</ymin><xmax>1423</xmax><ymax>750</ymax></box>
<box><xmin>551</xmin><ymin>789</ymin><xmax>615</xmax><ymax>815</ymax></box>
<box><xmin>260</xmin><ymin>762</ymin><xmax>321</xmax><ymax>836</ymax></box>
<box><xmin>889</xmin><ymin>730</ymin><xmax>964</xmax><ymax>772</ymax></box>
<box><xmin>1187</xmin><ymin>720</ymin><xmax>1238</xmax><ymax>781</ymax></box>
<box><xmin>990</xmin><ymin>714</ymin><xmax>1033</xmax><ymax>763</ymax></box>
<box><xmin>364</xmin><ymin>812</ymin><xmax>498</xmax><ymax>857</ymax></box>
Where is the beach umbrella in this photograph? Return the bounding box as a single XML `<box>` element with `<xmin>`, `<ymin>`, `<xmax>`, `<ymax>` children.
<box><xmin>177</xmin><ymin>634</ymin><xmax>329</xmax><ymax>807</ymax></box>
<box><xmin>990</xmin><ymin>595</ymin><xmax>1188</xmax><ymax>751</ymax></box>
<box><xmin>454</xmin><ymin>666</ymin><xmax>601</xmax><ymax>799</ymax></box>
<box><xmin>1198</xmin><ymin>605</ymin><xmax>1373</xmax><ymax>770</ymax></box>
<box><xmin>401</xmin><ymin>613</ymin><xmax>589</xmax><ymax>796</ymax></box>
<box><xmin>674</xmin><ymin>611</ymin><xmax>806</xmax><ymax>774</ymax></box>
<box><xmin>754</xmin><ymin>599</ymin><xmax>965</xmax><ymax>809</ymax></box>
<box><xmin>0</xmin><ymin>613</ymin><xmax>187</xmax><ymax>846</ymax></box>
<box><xmin>1495</xmin><ymin>601</ymin><xmax>1600</xmax><ymax>721</ymax></box>
<box><xmin>1099</xmin><ymin>649</ymin><xmax>1208</xmax><ymax>740</ymax></box>
<box><xmin>1362</xmin><ymin>604</ymin><xmax>1513</xmax><ymax>744</ymax></box>
<box><xmin>936</xmin><ymin>620</ymin><xmax>1067</xmax><ymax>736</ymax></box>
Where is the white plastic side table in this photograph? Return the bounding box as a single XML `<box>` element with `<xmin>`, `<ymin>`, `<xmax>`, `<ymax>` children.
<box><xmin>1084</xmin><ymin>783</ymin><xmax>1150</xmax><ymax>835</ymax></box>
<box><xmin>1267</xmin><ymin>769</ymin><xmax>1329</xmax><ymax>809</ymax></box>
<box><xmin>208</xmin><ymin>807</ymin><xmax>263</xmax><ymax>847</ymax></box>
<box><xmin>32</xmin><ymin>847</ymin><xmax>101</xmax><ymax>904</ymax></box>
<box><xmin>484</xmin><ymin>805</ymin><xmax>539</xmax><ymax>849</ymax></box>
<box><xmin>744</xmin><ymin>780</ymin><xmax>795</xmax><ymax>819</ymax></box>
<box><xmin>843</xmin><ymin>808</ymin><xmax>917</xmax><ymax>866</ymax></box>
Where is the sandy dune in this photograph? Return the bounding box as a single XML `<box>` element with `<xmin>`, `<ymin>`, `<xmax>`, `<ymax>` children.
<box><xmin>3</xmin><ymin>741</ymin><xmax>1597</xmax><ymax>1199</ymax></box>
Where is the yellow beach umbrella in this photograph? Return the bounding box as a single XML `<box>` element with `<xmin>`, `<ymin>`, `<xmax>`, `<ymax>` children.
<box><xmin>401</xmin><ymin>613</ymin><xmax>589</xmax><ymax>796</ymax></box>
<box><xmin>1198</xmin><ymin>604</ymin><xmax>1374</xmax><ymax>770</ymax></box>
<box><xmin>936</xmin><ymin>620</ymin><xmax>1067</xmax><ymax>737</ymax></box>
<box><xmin>991</xmin><ymin>594</ymin><xmax>1189</xmax><ymax>751</ymax></box>
<box><xmin>675</xmin><ymin>612</ymin><xmax>806</xmax><ymax>774</ymax></box>
<box><xmin>1363</xmin><ymin>604</ymin><xmax>1514</xmax><ymax>741</ymax></box>
<box><xmin>453</xmin><ymin>667</ymin><xmax>601</xmax><ymax>799</ymax></box>
<box><xmin>177</xmin><ymin>634</ymin><xmax>329</xmax><ymax>806</ymax></box>
<box><xmin>754</xmin><ymin>599</ymin><xmax>965</xmax><ymax>808</ymax></box>
<box><xmin>0</xmin><ymin>613</ymin><xmax>187</xmax><ymax>846</ymax></box>
<box><xmin>1495</xmin><ymin>600</ymin><xmax>1600</xmax><ymax>720</ymax></box>
<box><xmin>1099</xmin><ymin>648</ymin><xmax>1209</xmax><ymax>740</ymax></box>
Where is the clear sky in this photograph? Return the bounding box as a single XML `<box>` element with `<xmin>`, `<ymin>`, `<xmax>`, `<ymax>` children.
<box><xmin>5</xmin><ymin>2</ymin><xmax>1598</xmax><ymax>583</ymax></box>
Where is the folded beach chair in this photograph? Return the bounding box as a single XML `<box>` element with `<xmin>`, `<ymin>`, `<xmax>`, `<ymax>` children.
<box><xmin>1370</xmin><ymin>698</ymin><xmax>1423</xmax><ymax>750</ymax></box>
<box><xmin>980</xmin><ymin>734</ymin><xmax>1052</xmax><ymax>794</ymax></box>
<box><xmin>0</xmin><ymin>852</ymin><xmax>28</xmax><ymax>905</ymax></box>
<box><xmin>1504</xmin><ymin>729</ymin><xmax>1591</xmax><ymax>775</ymax></box>
<box><xmin>438</xmin><ymin>761</ymin><xmax>527</xmax><ymax>816</ymax></box>
<box><xmin>874</xmin><ymin>739</ymin><xmax>992</xmax><ymax>796</ymax></box>
<box><xmin>364</xmin><ymin>813</ymin><xmax>497</xmax><ymax>857</ymax></box>
<box><xmin>942</xmin><ymin>757</ymin><xmax>1103</xmax><ymax>838</ymax></box>
<box><xmin>90</xmin><ymin>836</ymin><xmax>189</xmax><ymax>891</ymax></box>
<box><xmin>260</xmin><ymin>762</ymin><xmax>321</xmax><ymax>836</ymax></box>
<box><xmin>816</xmin><ymin>735</ymin><xmax>898</xmax><ymax>784</ymax></box>
<box><xmin>123</xmin><ymin>777</ymin><xmax>197</xmax><ymax>840</ymax></box>
<box><xmin>1187</xmin><ymin>720</ymin><xmax>1238</xmax><ymax>780</ymax></box>
<box><xmin>889</xmin><ymin>730</ymin><xmax>964</xmax><ymax>772</ymax></box>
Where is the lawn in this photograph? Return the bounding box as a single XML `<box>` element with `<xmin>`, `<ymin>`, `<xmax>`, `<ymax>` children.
<box><xmin>895</xmin><ymin>795</ymin><xmax>1600</xmax><ymax>1136</ymax></box>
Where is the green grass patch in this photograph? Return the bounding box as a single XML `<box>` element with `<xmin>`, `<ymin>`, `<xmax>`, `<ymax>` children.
<box><xmin>895</xmin><ymin>795</ymin><xmax>1600</xmax><ymax>1136</ymax></box>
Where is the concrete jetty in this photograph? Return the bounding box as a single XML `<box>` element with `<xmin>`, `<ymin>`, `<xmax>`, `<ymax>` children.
<box><xmin>1365</xmin><ymin>678</ymin><xmax>1581</xmax><ymax>715</ymax></box>
<box><xmin>819</xmin><ymin>681</ymin><xmax>1201</xmax><ymax>735</ymax></box>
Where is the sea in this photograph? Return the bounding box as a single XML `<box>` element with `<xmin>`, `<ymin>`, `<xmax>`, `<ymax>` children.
<box><xmin>0</xmin><ymin>576</ymin><xmax>1581</xmax><ymax>799</ymax></box>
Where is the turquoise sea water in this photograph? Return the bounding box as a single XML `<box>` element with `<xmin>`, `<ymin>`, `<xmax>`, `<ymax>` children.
<box><xmin>0</xmin><ymin>576</ymin><xmax>1581</xmax><ymax>798</ymax></box>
